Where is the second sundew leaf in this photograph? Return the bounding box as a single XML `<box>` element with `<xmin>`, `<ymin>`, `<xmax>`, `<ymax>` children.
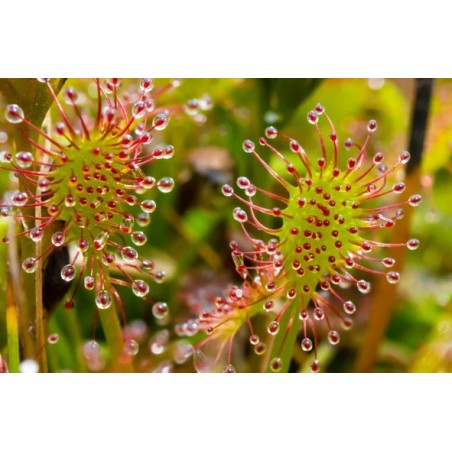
<box><xmin>188</xmin><ymin>103</ymin><xmax>422</xmax><ymax>373</ymax></box>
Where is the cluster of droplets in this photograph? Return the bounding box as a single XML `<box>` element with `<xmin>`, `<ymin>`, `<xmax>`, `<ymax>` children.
<box><xmin>182</xmin><ymin>267</ymin><xmax>281</xmax><ymax>373</ymax></box>
<box><xmin>0</xmin><ymin>78</ymin><xmax>184</xmax><ymax>313</ymax></box>
<box><xmin>81</xmin><ymin>315</ymin><xmax>193</xmax><ymax>372</ymax></box>
<box><xmin>213</xmin><ymin>103</ymin><xmax>422</xmax><ymax>372</ymax></box>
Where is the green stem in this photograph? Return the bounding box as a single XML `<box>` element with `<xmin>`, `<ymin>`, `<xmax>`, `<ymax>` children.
<box><xmin>1</xmin><ymin>219</ymin><xmax>20</xmax><ymax>373</ymax></box>
<box><xmin>6</xmin><ymin>302</ymin><xmax>20</xmax><ymax>373</ymax></box>
<box><xmin>98</xmin><ymin>305</ymin><xmax>134</xmax><ymax>373</ymax></box>
<box><xmin>265</xmin><ymin>305</ymin><xmax>301</xmax><ymax>372</ymax></box>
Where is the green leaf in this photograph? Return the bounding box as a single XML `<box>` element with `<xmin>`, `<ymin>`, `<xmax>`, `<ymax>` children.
<box><xmin>257</xmin><ymin>78</ymin><xmax>322</xmax><ymax>128</ymax></box>
<box><xmin>0</xmin><ymin>78</ymin><xmax>66</xmax><ymax>126</ymax></box>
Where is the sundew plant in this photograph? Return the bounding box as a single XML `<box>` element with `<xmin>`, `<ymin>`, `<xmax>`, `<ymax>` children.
<box><xmin>1</xmin><ymin>78</ymin><xmax>449</xmax><ymax>374</ymax></box>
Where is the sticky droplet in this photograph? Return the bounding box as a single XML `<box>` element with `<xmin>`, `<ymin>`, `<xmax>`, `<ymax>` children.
<box><xmin>22</xmin><ymin>257</ymin><xmax>38</xmax><ymax>273</ymax></box>
<box><xmin>5</xmin><ymin>104</ymin><xmax>24</xmax><ymax>124</ymax></box>
<box><xmin>131</xmin><ymin>279</ymin><xmax>149</xmax><ymax>297</ymax></box>
<box><xmin>157</xmin><ymin>177</ymin><xmax>174</xmax><ymax>193</ymax></box>
<box><xmin>95</xmin><ymin>290</ymin><xmax>113</xmax><ymax>310</ymax></box>
<box><xmin>60</xmin><ymin>264</ymin><xmax>75</xmax><ymax>282</ymax></box>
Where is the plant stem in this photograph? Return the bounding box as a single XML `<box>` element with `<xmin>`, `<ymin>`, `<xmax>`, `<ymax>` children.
<box><xmin>265</xmin><ymin>305</ymin><xmax>301</xmax><ymax>372</ymax></box>
<box><xmin>6</xmin><ymin>290</ymin><xmax>20</xmax><ymax>373</ymax></box>
<box><xmin>1</xmin><ymin>218</ymin><xmax>20</xmax><ymax>373</ymax></box>
<box><xmin>98</xmin><ymin>305</ymin><xmax>134</xmax><ymax>372</ymax></box>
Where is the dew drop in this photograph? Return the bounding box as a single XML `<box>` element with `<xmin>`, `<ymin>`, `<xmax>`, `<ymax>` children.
<box><xmin>399</xmin><ymin>151</ymin><xmax>411</xmax><ymax>164</ymax></box>
<box><xmin>343</xmin><ymin>301</ymin><xmax>356</xmax><ymax>315</ymax></box>
<box><xmin>140</xmin><ymin>200</ymin><xmax>156</xmax><ymax>214</ymax></box>
<box><xmin>60</xmin><ymin>264</ymin><xmax>75</xmax><ymax>282</ymax></box>
<box><xmin>141</xmin><ymin>259</ymin><xmax>155</xmax><ymax>271</ymax></box>
<box><xmin>83</xmin><ymin>340</ymin><xmax>100</xmax><ymax>361</ymax></box>
<box><xmin>162</xmin><ymin>145</ymin><xmax>174</xmax><ymax>159</ymax></box>
<box><xmin>47</xmin><ymin>334</ymin><xmax>59</xmax><ymax>344</ymax></box>
<box><xmin>357</xmin><ymin>279</ymin><xmax>371</xmax><ymax>294</ymax></box>
<box><xmin>94</xmin><ymin>231</ymin><xmax>109</xmax><ymax>250</ymax></box>
<box><xmin>64</xmin><ymin>87</ymin><xmax>79</xmax><ymax>105</ymax></box>
<box><xmin>132</xmin><ymin>279</ymin><xmax>149</xmax><ymax>297</ymax></box>
<box><xmin>149</xmin><ymin>329</ymin><xmax>170</xmax><ymax>355</ymax></box>
<box><xmin>152</xmin><ymin>302</ymin><xmax>169</xmax><ymax>320</ymax></box>
<box><xmin>132</xmin><ymin>101</ymin><xmax>146</xmax><ymax>118</ymax></box>
<box><xmin>254</xmin><ymin>342</ymin><xmax>267</xmax><ymax>355</ymax></box>
<box><xmin>328</xmin><ymin>330</ymin><xmax>340</xmax><ymax>345</ymax></box>
<box><xmin>311</xmin><ymin>360</ymin><xmax>320</xmax><ymax>373</ymax></box>
<box><xmin>367</xmin><ymin>119</ymin><xmax>377</xmax><ymax>132</ymax></box>
<box><xmin>301</xmin><ymin>337</ymin><xmax>313</xmax><ymax>352</ymax></box>
<box><xmin>119</xmin><ymin>216</ymin><xmax>134</xmax><ymax>234</ymax></box>
<box><xmin>121</xmin><ymin>246</ymin><xmax>138</xmax><ymax>263</ymax></box>
<box><xmin>51</xmin><ymin>231</ymin><xmax>65</xmax><ymax>247</ymax></box>
<box><xmin>382</xmin><ymin>257</ymin><xmax>395</xmax><ymax>267</ymax></box>
<box><xmin>64</xmin><ymin>195</ymin><xmax>76</xmax><ymax>207</ymax></box>
<box><xmin>173</xmin><ymin>340</ymin><xmax>193</xmax><ymax>364</ymax></box>
<box><xmin>270</xmin><ymin>357</ymin><xmax>282</xmax><ymax>372</ymax></box>
<box><xmin>102</xmin><ymin>252</ymin><xmax>115</xmax><ymax>266</ymax></box>
<box><xmin>16</xmin><ymin>151</ymin><xmax>33</xmax><ymax>168</ymax></box>
<box><xmin>184</xmin><ymin>99</ymin><xmax>200</xmax><ymax>116</ymax></box>
<box><xmin>249</xmin><ymin>334</ymin><xmax>259</xmax><ymax>345</ymax></box>
<box><xmin>299</xmin><ymin>310</ymin><xmax>309</xmax><ymax>320</ymax></box>
<box><xmin>265</xmin><ymin>126</ymin><xmax>278</xmax><ymax>139</ymax></box>
<box><xmin>84</xmin><ymin>276</ymin><xmax>95</xmax><ymax>290</ymax></box>
<box><xmin>307</xmin><ymin>110</ymin><xmax>318</xmax><ymax>124</ymax></box>
<box><xmin>395</xmin><ymin>208</ymin><xmax>404</xmax><ymax>220</ymax></box>
<box><xmin>95</xmin><ymin>290</ymin><xmax>113</xmax><ymax>310</ymax></box>
<box><xmin>38</xmin><ymin>177</ymin><xmax>51</xmax><ymax>192</ymax></box>
<box><xmin>131</xmin><ymin>231</ymin><xmax>147</xmax><ymax>246</ymax></box>
<box><xmin>153</xmin><ymin>271</ymin><xmax>166</xmax><ymax>284</ymax></box>
<box><xmin>0</xmin><ymin>150</ymin><xmax>12</xmax><ymax>163</ymax></box>
<box><xmin>264</xmin><ymin>300</ymin><xmax>274</xmax><ymax>312</ymax></box>
<box><xmin>221</xmin><ymin>184</ymin><xmax>234</xmax><ymax>197</ymax></box>
<box><xmin>242</xmin><ymin>139</ymin><xmax>255</xmax><ymax>153</ymax></box>
<box><xmin>342</xmin><ymin>317</ymin><xmax>354</xmax><ymax>330</ymax></box>
<box><xmin>407</xmin><ymin>238</ymin><xmax>420</xmax><ymax>250</ymax></box>
<box><xmin>313</xmin><ymin>307</ymin><xmax>325</xmax><ymax>321</ymax></box>
<box><xmin>140</xmin><ymin>78</ymin><xmax>154</xmax><ymax>92</ymax></box>
<box><xmin>123</xmin><ymin>339</ymin><xmax>139</xmax><ymax>356</ymax></box>
<box><xmin>267</xmin><ymin>320</ymin><xmax>280</xmax><ymax>335</ymax></box>
<box><xmin>233</xmin><ymin>207</ymin><xmax>248</xmax><ymax>223</ymax></box>
<box><xmin>29</xmin><ymin>227</ymin><xmax>44</xmax><ymax>243</ymax></box>
<box><xmin>157</xmin><ymin>177</ymin><xmax>175</xmax><ymax>193</ymax></box>
<box><xmin>140</xmin><ymin>176</ymin><xmax>156</xmax><ymax>190</ymax></box>
<box><xmin>12</xmin><ymin>191</ymin><xmax>28</xmax><ymax>207</ymax></box>
<box><xmin>393</xmin><ymin>182</ymin><xmax>406</xmax><ymax>193</ymax></box>
<box><xmin>224</xmin><ymin>364</ymin><xmax>236</xmax><ymax>373</ymax></box>
<box><xmin>290</xmin><ymin>140</ymin><xmax>300</xmax><ymax>153</ymax></box>
<box><xmin>22</xmin><ymin>257</ymin><xmax>38</xmax><ymax>273</ymax></box>
<box><xmin>77</xmin><ymin>239</ymin><xmax>89</xmax><ymax>253</ymax></box>
<box><xmin>5</xmin><ymin>104</ymin><xmax>24</xmax><ymax>124</ymax></box>
<box><xmin>236</xmin><ymin>176</ymin><xmax>250</xmax><ymax>189</ymax></box>
<box><xmin>19</xmin><ymin>359</ymin><xmax>39</xmax><ymax>373</ymax></box>
<box><xmin>408</xmin><ymin>194</ymin><xmax>422</xmax><ymax>207</ymax></box>
<box><xmin>315</xmin><ymin>103</ymin><xmax>325</xmax><ymax>114</ymax></box>
<box><xmin>386</xmin><ymin>271</ymin><xmax>400</xmax><ymax>284</ymax></box>
<box><xmin>153</xmin><ymin>113</ymin><xmax>170</xmax><ymax>130</ymax></box>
